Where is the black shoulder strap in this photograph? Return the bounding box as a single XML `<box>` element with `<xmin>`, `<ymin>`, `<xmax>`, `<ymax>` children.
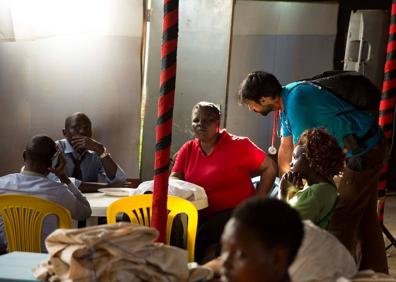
<box><xmin>300</xmin><ymin>71</ymin><xmax>380</xmax><ymax>119</ymax></box>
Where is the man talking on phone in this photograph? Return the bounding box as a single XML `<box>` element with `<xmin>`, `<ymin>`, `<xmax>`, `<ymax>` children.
<box><xmin>0</xmin><ymin>135</ymin><xmax>91</xmax><ymax>253</ymax></box>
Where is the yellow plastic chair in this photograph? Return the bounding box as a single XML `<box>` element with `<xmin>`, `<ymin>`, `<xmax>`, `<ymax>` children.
<box><xmin>107</xmin><ymin>194</ymin><xmax>198</xmax><ymax>262</ymax></box>
<box><xmin>0</xmin><ymin>194</ymin><xmax>72</xmax><ymax>253</ymax></box>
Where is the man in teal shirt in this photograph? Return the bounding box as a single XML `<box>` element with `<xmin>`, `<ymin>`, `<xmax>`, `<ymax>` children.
<box><xmin>238</xmin><ymin>71</ymin><xmax>388</xmax><ymax>273</ymax></box>
<box><xmin>280</xmin><ymin>81</ymin><xmax>381</xmax><ymax>157</ymax></box>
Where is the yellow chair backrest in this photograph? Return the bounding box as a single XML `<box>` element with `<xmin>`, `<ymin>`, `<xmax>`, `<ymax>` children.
<box><xmin>0</xmin><ymin>194</ymin><xmax>72</xmax><ymax>253</ymax></box>
<box><xmin>107</xmin><ymin>194</ymin><xmax>198</xmax><ymax>262</ymax></box>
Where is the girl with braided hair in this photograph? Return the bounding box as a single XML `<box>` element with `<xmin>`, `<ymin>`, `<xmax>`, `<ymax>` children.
<box><xmin>279</xmin><ymin>128</ymin><xmax>345</xmax><ymax>229</ymax></box>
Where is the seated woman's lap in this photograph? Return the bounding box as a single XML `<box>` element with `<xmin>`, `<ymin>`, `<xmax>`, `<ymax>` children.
<box><xmin>195</xmin><ymin>209</ymin><xmax>234</xmax><ymax>264</ymax></box>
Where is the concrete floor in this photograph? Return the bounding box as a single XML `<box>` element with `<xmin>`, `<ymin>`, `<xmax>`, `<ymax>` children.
<box><xmin>383</xmin><ymin>194</ymin><xmax>396</xmax><ymax>276</ymax></box>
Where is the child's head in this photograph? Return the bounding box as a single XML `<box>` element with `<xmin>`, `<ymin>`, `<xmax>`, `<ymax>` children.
<box><xmin>293</xmin><ymin>128</ymin><xmax>344</xmax><ymax>179</ymax></box>
<box><xmin>221</xmin><ymin>198</ymin><xmax>304</xmax><ymax>282</ymax></box>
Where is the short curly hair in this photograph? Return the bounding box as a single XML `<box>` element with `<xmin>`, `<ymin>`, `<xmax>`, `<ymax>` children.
<box><xmin>297</xmin><ymin>128</ymin><xmax>345</xmax><ymax>178</ymax></box>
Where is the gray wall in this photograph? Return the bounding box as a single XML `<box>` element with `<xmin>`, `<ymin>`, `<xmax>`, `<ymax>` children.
<box><xmin>141</xmin><ymin>0</ymin><xmax>233</xmax><ymax>180</ymax></box>
<box><xmin>226</xmin><ymin>1</ymin><xmax>339</xmax><ymax>150</ymax></box>
<box><xmin>0</xmin><ymin>0</ymin><xmax>341</xmax><ymax>180</ymax></box>
<box><xmin>142</xmin><ymin>1</ymin><xmax>339</xmax><ymax>180</ymax></box>
<box><xmin>0</xmin><ymin>36</ymin><xmax>142</xmax><ymax>176</ymax></box>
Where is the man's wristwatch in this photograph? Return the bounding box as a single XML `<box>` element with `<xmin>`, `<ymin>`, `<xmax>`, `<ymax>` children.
<box><xmin>99</xmin><ymin>147</ymin><xmax>110</xmax><ymax>159</ymax></box>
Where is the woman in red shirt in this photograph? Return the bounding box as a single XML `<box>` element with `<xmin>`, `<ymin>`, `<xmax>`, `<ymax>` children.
<box><xmin>171</xmin><ymin>101</ymin><xmax>277</xmax><ymax>263</ymax></box>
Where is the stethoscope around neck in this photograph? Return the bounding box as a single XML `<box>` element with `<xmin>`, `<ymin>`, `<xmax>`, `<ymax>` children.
<box><xmin>268</xmin><ymin>110</ymin><xmax>279</xmax><ymax>156</ymax></box>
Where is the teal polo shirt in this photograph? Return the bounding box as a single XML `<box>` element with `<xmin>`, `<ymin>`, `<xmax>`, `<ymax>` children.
<box><xmin>280</xmin><ymin>81</ymin><xmax>382</xmax><ymax>156</ymax></box>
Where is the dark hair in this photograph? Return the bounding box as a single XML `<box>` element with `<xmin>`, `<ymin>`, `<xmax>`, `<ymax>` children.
<box><xmin>233</xmin><ymin>197</ymin><xmax>304</xmax><ymax>266</ymax></box>
<box><xmin>192</xmin><ymin>101</ymin><xmax>221</xmax><ymax>120</ymax></box>
<box><xmin>25</xmin><ymin>135</ymin><xmax>56</xmax><ymax>166</ymax></box>
<box><xmin>297</xmin><ymin>128</ymin><xmax>345</xmax><ymax>178</ymax></box>
<box><xmin>65</xmin><ymin>112</ymin><xmax>91</xmax><ymax>129</ymax></box>
<box><xmin>238</xmin><ymin>71</ymin><xmax>282</xmax><ymax>103</ymax></box>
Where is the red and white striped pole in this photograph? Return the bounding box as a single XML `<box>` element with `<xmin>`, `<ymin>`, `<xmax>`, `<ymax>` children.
<box><xmin>378</xmin><ymin>0</ymin><xmax>396</xmax><ymax>223</ymax></box>
<box><xmin>151</xmin><ymin>0</ymin><xmax>179</xmax><ymax>242</ymax></box>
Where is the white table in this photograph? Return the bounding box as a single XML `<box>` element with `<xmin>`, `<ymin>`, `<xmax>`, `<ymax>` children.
<box><xmin>83</xmin><ymin>192</ymin><xmax>208</xmax><ymax>226</ymax></box>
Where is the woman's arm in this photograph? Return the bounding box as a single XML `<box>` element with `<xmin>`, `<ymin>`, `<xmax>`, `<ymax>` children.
<box><xmin>279</xmin><ymin>174</ymin><xmax>289</xmax><ymax>200</ymax></box>
<box><xmin>204</xmin><ymin>257</ymin><xmax>222</xmax><ymax>281</ymax></box>
<box><xmin>278</xmin><ymin>136</ymin><xmax>293</xmax><ymax>177</ymax></box>
<box><xmin>256</xmin><ymin>156</ymin><xmax>277</xmax><ymax>195</ymax></box>
<box><xmin>278</xmin><ymin>171</ymin><xmax>304</xmax><ymax>201</ymax></box>
<box><xmin>169</xmin><ymin>171</ymin><xmax>184</xmax><ymax>180</ymax></box>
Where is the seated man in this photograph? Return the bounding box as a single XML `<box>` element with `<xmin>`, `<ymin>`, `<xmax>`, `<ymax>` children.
<box><xmin>206</xmin><ymin>197</ymin><xmax>357</xmax><ymax>282</ymax></box>
<box><xmin>54</xmin><ymin>112</ymin><xmax>127</xmax><ymax>192</ymax></box>
<box><xmin>0</xmin><ymin>135</ymin><xmax>92</xmax><ymax>252</ymax></box>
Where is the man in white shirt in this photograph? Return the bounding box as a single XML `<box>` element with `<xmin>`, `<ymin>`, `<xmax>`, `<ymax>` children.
<box><xmin>53</xmin><ymin>112</ymin><xmax>127</xmax><ymax>192</ymax></box>
<box><xmin>0</xmin><ymin>135</ymin><xmax>92</xmax><ymax>252</ymax></box>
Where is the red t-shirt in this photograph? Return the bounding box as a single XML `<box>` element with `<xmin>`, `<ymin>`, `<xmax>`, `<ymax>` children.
<box><xmin>172</xmin><ymin>130</ymin><xmax>266</xmax><ymax>215</ymax></box>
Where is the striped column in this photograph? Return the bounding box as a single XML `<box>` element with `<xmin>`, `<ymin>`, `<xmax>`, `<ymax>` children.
<box><xmin>378</xmin><ymin>0</ymin><xmax>396</xmax><ymax>223</ymax></box>
<box><xmin>151</xmin><ymin>0</ymin><xmax>179</xmax><ymax>243</ymax></box>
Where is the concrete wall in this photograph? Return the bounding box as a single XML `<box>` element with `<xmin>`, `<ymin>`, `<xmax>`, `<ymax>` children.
<box><xmin>226</xmin><ymin>1</ymin><xmax>339</xmax><ymax>150</ymax></box>
<box><xmin>141</xmin><ymin>1</ymin><xmax>338</xmax><ymax>180</ymax></box>
<box><xmin>0</xmin><ymin>2</ymin><xmax>142</xmax><ymax>177</ymax></box>
<box><xmin>141</xmin><ymin>0</ymin><xmax>233</xmax><ymax>180</ymax></box>
<box><xmin>0</xmin><ymin>0</ymin><xmax>340</xmax><ymax>180</ymax></box>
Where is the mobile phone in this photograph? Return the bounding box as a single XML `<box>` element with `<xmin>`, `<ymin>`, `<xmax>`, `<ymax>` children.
<box><xmin>51</xmin><ymin>150</ymin><xmax>61</xmax><ymax>169</ymax></box>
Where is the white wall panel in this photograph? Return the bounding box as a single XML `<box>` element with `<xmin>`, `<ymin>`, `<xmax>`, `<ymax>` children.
<box><xmin>0</xmin><ymin>1</ymin><xmax>142</xmax><ymax>177</ymax></box>
<box><xmin>226</xmin><ymin>1</ymin><xmax>338</xmax><ymax>150</ymax></box>
<box><xmin>141</xmin><ymin>0</ymin><xmax>233</xmax><ymax>180</ymax></box>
